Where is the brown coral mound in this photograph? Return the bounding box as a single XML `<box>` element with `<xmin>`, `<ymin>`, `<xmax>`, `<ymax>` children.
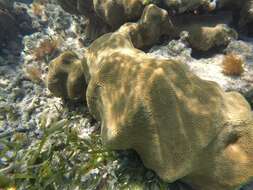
<box><xmin>222</xmin><ymin>53</ymin><xmax>244</xmax><ymax>76</ymax></box>
<box><xmin>47</xmin><ymin>51</ymin><xmax>87</xmax><ymax>101</ymax></box>
<box><xmin>48</xmin><ymin>4</ymin><xmax>253</xmax><ymax>190</ymax></box>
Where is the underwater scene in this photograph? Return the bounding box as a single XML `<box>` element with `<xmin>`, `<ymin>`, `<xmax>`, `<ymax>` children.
<box><xmin>0</xmin><ymin>0</ymin><xmax>253</xmax><ymax>189</ymax></box>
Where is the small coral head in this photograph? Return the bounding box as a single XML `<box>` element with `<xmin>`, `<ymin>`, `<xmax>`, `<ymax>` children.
<box><xmin>222</xmin><ymin>53</ymin><xmax>245</xmax><ymax>76</ymax></box>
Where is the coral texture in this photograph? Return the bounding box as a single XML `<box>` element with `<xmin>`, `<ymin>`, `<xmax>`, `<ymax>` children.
<box><xmin>0</xmin><ymin>2</ymin><xmax>34</xmax><ymax>52</ymax></box>
<box><xmin>47</xmin><ymin>5</ymin><xmax>253</xmax><ymax>190</ymax></box>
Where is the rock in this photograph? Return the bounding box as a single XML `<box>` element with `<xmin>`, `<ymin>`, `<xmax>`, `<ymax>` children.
<box><xmin>0</xmin><ymin>56</ymin><xmax>7</xmax><ymax>65</ymax></box>
<box><xmin>0</xmin><ymin>9</ymin><xmax>19</xmax><ymax>49</ymax></box>
<box><xmin>7</xmin><ymin>40</ymin><xmax>22</xmax><ymax>55</ymax></box>
<box><xmin>162</xmin><ymin>0</ymin><xmax>210</xmax><ymax>13</ymax></box>
<box><xmin>0</xmin><ymin>0</ymin><xmax>14</xmax><ymax>10</ymax></box>
<box><xmin>14</xmin><ymin>4</ymin><xmax>35</xmax><ymax>35</ymax></box>
<box><xmin>48</xmin><ymin>5</ymin><xmax>253</xmax><ymax>190</ymax></box>
<box><xmin>239</xmin><ymin>0</ymin><xmax>253</xmax><ymax>36</ymax></box>
<box><xmin>0</xmin><ymin>2</ymin><xmax>34</xmax><ymax>53</ymax></box>
<box><xmin>216</xmin><ymin>0</ymin><xmax>253</xmax><ymax>36</ymax></box>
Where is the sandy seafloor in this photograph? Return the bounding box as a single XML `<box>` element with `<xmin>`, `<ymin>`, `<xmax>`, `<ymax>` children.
<box><xmin>0</xmin><ymin>1</ymin><xmax>253</xmax><ymax>189</ymax></box>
